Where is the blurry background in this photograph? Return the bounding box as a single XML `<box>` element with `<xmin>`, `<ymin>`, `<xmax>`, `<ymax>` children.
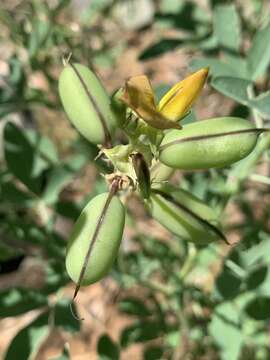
<box><xmin>1</xmin><ymin>0</ymin><xmax>270</xmax><ymax>359</ymax></box>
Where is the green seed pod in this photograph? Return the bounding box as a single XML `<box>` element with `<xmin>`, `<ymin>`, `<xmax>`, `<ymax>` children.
<box><xmin>131</xmin><ymin>152</ymin><xmax>151</xmax><ymax>199</ymax></box>
<box><xmin>111</xmin><ymin>88</ymin><xmax>127</xmax><ymax>127</ymax></box>
<box><xmin>147</xmin><ymin>184</ymin><xmax>226</xmax><ymax>245</ymax></box>
<box><xmin>65</xmin><ymin>191</ymin><xmax>125</xmax><ymax>289</ymax></box>
<box><xmin>150</xmin><ymin>161</ymin><xmax>174</xmax><ymax>182</ymax></box>
<box><xmin>59</xmin><ymin>62</ymin><xmax>117</xmax><ymax>146</ymax></box>
<box><xmin>159</xmin><ymin>117</ymin><xmax>265</xmax><ymax>169</ymax></box>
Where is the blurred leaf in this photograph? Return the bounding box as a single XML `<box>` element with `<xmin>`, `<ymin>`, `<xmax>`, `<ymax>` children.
<box><xmin>4</xmin><ymin>122</ymin><xmax>41</xmax><ymax>193</ymax></box>
<box><xmin>119</xmin><ymin>297</ymin><xmax>151</xmax><ymax>317</ymax></box>
<box><xmin>222</xmin><ymin>53</ymin><xmax>248</xmax><ymax>79</ymax></box>
<box><xmin>154</xmin><ymin>84</ymin><xmax>171</xmax><ymax>103</ymax></box>
<box><xmin>249</xmin><ymin>91</ymin><xmax>270</xmax><ymax>118</ymax></box>
<box><xmin>211</xmin><ymin>76</ymin><xmax>270</xmax><ymax>118</ymax></box>
<box><xmin>42</xmin><ymin>154</ymin><xmax>87</xmax><ymax>205</ymax></box>
<box><xmin>0</xmin><ymin>288</ymin><xmax>47</xmax><ymax>317</ymax></box>
<box><xmin>26</xmin><ymin>131</ymin><xmax>58</xmax><ymax>163</ymax></box>
<box><xmin>156</xmin><ymin>1</ymin><xmax>209</xmax><ymax>32</ymax></box>
<box><xmin>0</xmin><ymin>242</ymin><xmax>23</xmax><ymax>262</ymax></box>
<box><xmin>211</xmin><ymin>76</ymin><xmax>252</xmax><ymax>105</ymax></box>
<box><xmin>97</xmin><ymin>334</ymin><xmax>120</xmax><ymax>360</ymax></box>
<box><xmin>54</xmin><ymin>299</ymin><xmax>80</xmax><ymax>333</ymax></box>
<box><xmin>213</xmin><ymin>4</ymin><xmax>241</xmax><ymax>52</ymax></box>
<box><xmin>191</xmin><ymin>58</ymin><xmax>240</xmax><ymax>77</ymax></box>
<box><xmin>215</xmin><ymin>267</ymin><xmax>242</xmax><ymax>299</ymax></box>
<box><xmin>55</xmin><ymin>200</ymin><xmax>81</xmax><ymax>220</ymax></box>
<box><xmin>242</xmin><ymin>236</ymin><xmax>270</xmax><ymax>267</ymax></box>
<box><xmin>4</xmin><ymin>311</ymin><xmax>49</xmax><ymax>360</ymax></box>
<box><xmin>139</xmin><ymin>39</ymin><xmax>184</xmax><ymax>60</ymax></box>
<box><xmin>144</xmin><ymin>346</ymin><xmax>164</xmax><ymax>360</ymax></box>
<box><xmin>41</xmin><ymin>260</ymin><xmax>69</xmax><ymax>295</ymax></box>
<box><xmin>121</xmin><ymin>320</ymin><xmax>163</xmax><ymax>347</ymax></box>
<box><xmin>26</xmin><ymin>130</ymin><xmax>59</xmax><ymax>176</ymax></box>
<box><xmin>209</xmin><ymin>303</ymin><xmax>243</xmax><ymax>360</ymax></box>
<box><xmin>247</xmin><ymin>22</ymin><xmax>270</xmax><ymax>80</ymax></box>
<box><xmin>246</xmin><ymin>265</ymin><xmax>268</xmax><ymax>291</ymax></box>
<box><xmin>6</xmin><ymin>221</ymin><xmax>65</xmax><ymax>260</ymax></box>
<box><xmin>180</xmin><ymin>110</ymin><xmax>197</xmax><ymax>125</ymax></box>
<box><xmin>245</xmin><ymin>296</ymin><xmax>270</xmax><ymax>320</ymax></box>
<box><xmin>160</xmin><ymin>0</ymin><xmax>182</xmax><ymax>14</ymax></box>
<box><xmin>28</xmin><ymin>19</ymin><xmax>51</xmax><ymax>58</ymax></box>
<box><xmin>0</xmin><ymin>182</ymin><xmax>34</xmax><ymax>206</ymax></box>
<box><xmin>0</xmin><ymin>288</ymin><xmax>47</xmax><ymax>318</ymax></box>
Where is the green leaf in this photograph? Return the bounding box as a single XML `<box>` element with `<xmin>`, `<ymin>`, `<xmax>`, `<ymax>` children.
<box><xmin>97</xmin><ymin>334</ymin><xmax>120</xmax><ymax>360</ymax></box>
<box><xmin>26</xmin><ymin>130</ymin><xmax>59</xmax><ymax>176</ymax></box>
<box><xmin>143</xmin><ymin>346</ymin><xmax>164</xmax><ymax>360</ymax></box>
<box><xmin>4</xmin><ymin>312</ymin><xmax>50</xmax><ymax>360</ymax></box>
<box><xmin>209</xmin><ymin>303</ymin><xmax>243</xmax><ymax>360</ymax></box>
<box><xmin>211</xmin><ymin>76</ymin><xmax>252</xmax><ymax>105</ymax></box>
<box><xmin>247</xmin><ymin>23</ymin><xmax>270</xmax><ymax>80</ymax></box>
<box><xmin>28</xmin><ymin>19</ymin><xmax>51</xmax><ymax>58</ymax></box>
<box><xmin>242</xmin><ymin>236</ymin><xmax>270</xmax><ymax>267</ymax></box>
<box><xmin>191</xmin><ymin>58</ymin><xmax>240</xmax><ymax>77</ymax></box>
<box><xmin>4</xmin><ymin>122</ymin><xmax>41</xmax><ymax>193</ymax></box>
<box><xmin>119</xmin><ymin>297</ymin><xmax>151</xmax><ymax>317</ymax></box>
<box><xmin>245</xmin><ymin>296</ymin><xmax>270</xmax><ymax>320</ymax></box>
<box><xmin>0</xmin><ymin>182</ymin><xmax>34</xmax><ymax>206</ymax></box>
<box><xmin>139</xmin><ymin>39</ymin><xmax>184</xmax><ymax>60</ymax></box>
<box><xmin>222</xmin><ymin>53</ymin><xmax>248</xmax><ymax>79</ymax></box>
<box><xmin>54</xmin><ymin>299</ymin><xmax>80</xmax><ymax>333</ymax></box>
<box><xmin>213</xmin><ymin>4</ymin><xmax>241</xmax><ymax>52</ymax></box>
<box><xmin>249</xmin><ymin>91</ymin><xmax>270</xmax><ymax>118</ymax></box>
<box><xmin>121</xmin><ymin>320</ymin><xmax>163</xmax><ymax>347</ymax></box>
<box><xmin>0</xmin><ymin>242</ymin><xmax>23</xmax><ymax>262</ymax></box>
<box><xmin>0</xmin><ymin>288</ymin><xmax>47</xmax><ymax>318</ymax></box>
<box><xmin>246</xmin><ymin>265</ymin><xmax>268</xmax><ymax>291</ymax></box>
<box><xmin>212</xmin><ymin>76</ymin><xmax>270</xmax><ymax>118</ymax></box>
<box><xmin>215</xmin><ymin>267</ymin><xmax>242</xmax><ymax>299</ymax></box>
<box><xmin>42</xmin><ymin>163</ymin><xmax>77</xmax><ymax>205</ymax></box>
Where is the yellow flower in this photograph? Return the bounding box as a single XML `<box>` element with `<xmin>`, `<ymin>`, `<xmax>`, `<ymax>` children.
<box><xmin>121</xmin><ymin>68</ymin><xmax>209</xmax><ymax>130</ymax></box>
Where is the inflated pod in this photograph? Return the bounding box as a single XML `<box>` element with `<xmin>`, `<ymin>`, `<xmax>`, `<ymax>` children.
<box><xmin>150</xmin><ymin>161</ymin><xmax>174</xmax><ymax>182</ymax></box>
<box><xmin>65</xmin><ymin>192</ymin><xmax>125</xmax><ymax>287</ymax></box>
<box><xmin>147</xmin><ymin>184</ymin><xmax>226</xmax><ymax>245</ymax></box>
<box><xmin>159</xmin><ymin>117</ymin><xmax>265</xmax><ymax>170</ymax></box>
<box><xmin>59</xmin><ymin>63</ymin><xmax>117</xmax><ymax>146</ymax></box>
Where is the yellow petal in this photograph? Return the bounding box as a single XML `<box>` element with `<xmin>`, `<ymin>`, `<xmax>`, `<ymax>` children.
<box><xmin>121</xmin><ymin>75</ymin><xmax>181</xmax><ymax>130</ymax></box>
<box><xmin>158</xmin><ymin>67</ymin><xmax>209</xmax><ymax>121</ymax></box>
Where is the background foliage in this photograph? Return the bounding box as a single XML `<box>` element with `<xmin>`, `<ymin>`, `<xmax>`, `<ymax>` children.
<box><xmin>1</xmin><ymin>0</ymin><xmax>270</xmax><ymax>359</ymax></box>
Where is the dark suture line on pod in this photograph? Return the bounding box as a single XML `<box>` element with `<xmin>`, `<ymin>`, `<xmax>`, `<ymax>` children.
<box><xmin>160</xmin><ymin>128</ymin><xmax>269</xmax><ymax>151</ymax></box>
<box><xmin>69</xmin><ymin>62</ymin><xmax>112</xmax><ymax>148</ymax></box>
<box><xmin>152</xmin><ymin>189</ymin><xmax>229</xmax><ymax>245</ymax></box>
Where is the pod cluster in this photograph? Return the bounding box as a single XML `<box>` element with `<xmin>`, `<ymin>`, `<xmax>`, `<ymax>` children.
<box><xmin>58</xmin><ymin>62</ymin><xmax>266</xmax><ymax>292</ymax></box>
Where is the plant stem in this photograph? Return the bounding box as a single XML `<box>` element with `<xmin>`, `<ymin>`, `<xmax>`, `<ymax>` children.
<box><xmin>249</xmin><ymin>173</ymin><xmax>270</xmax><ymax>186</ymax></box>
<box><xmin>139</xmin><ymin>278</ymin><xmax>173</xmax><ymax>296</ymax></box>
<box><xmin>177</xmin><ymin>243</ymin><xmax>197</xmax><ymax>281</ymax></box>
<box><xmin>247</xmin><ymin>85</ymin><xmax>263</xmax><ymax>128</ymax></box>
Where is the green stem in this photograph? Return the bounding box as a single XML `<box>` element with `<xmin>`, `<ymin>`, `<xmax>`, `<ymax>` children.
<box><xmin>177</xmin><ymin>243</ymin><xmax>197</xmax><ymax>281</ymax></box>
<box><xmin>249</xmin><ymin>173</ymin><xmax>270</xmax><ymax>186</ymax></box>
<box><xmin>247</xmin><ymin>85</ymin><xmax>263</xmax><ymax>128</ymax></box>
<box><xmin>139</xmin><ymin>278</ymin><xmax>173</xmax><ymax>296</ymax></box>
